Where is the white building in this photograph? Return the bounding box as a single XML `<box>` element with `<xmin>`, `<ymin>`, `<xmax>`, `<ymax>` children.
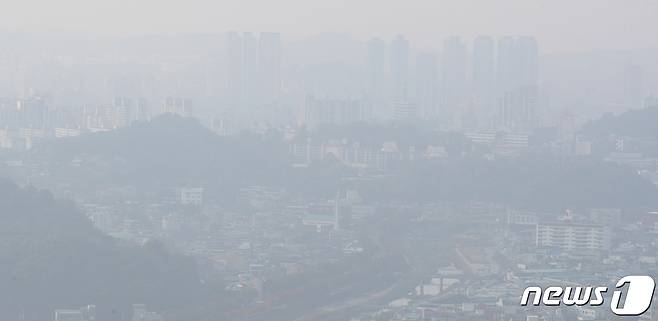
<box><xmin>55</xmin><ymin>127</ymin><xmax>82</xmax><ymax>138</ymax></box>
<box><xmin>179</xmin><ymin>187</ymin><xmax>204</xmax><ymax>206</ymax></box>
<box><xmin>132</xmin><ymin>304</ymin><xmax>163</xmax><ymax>321</ymax></box>
<box><xmin>54</xmin><ymin>305</ymin><xmax>95</xmax><ymax>321</ymax></box>
<box><xmin>536</xmin><ymin>221</ymin><xmax>610</xmax><ymax>252</ymax></box>
<box><xmin>55</xmin><ymin>310</ymin><xmax>84</xmax><ymax>321</ymax></box>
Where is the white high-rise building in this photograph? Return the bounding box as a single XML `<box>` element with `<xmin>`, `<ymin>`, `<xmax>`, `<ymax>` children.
<box><xmin>496</xmin><ymin>36</ymin><xmax>517</xmax><ymax>95</ymax></box>
<box><xmin>258</xmin><ymin>32</ymin><xmax>282</xmax><ymax>105</ymax></box>
<box><xmin>242</xmin><ymin>32</ymin><xmax>258</xmax><ymax>108</ymax></box>
<box><xmin>390</xmin><ymin>35</ymin><xmax>410</xmax><ymax>102</ymax></box>
<box><xmin>441</xmin><ymin>37</ymin><xmax>467</xmax><ymax>124</ymax></box>
<box><xmin>415</xmin><ymin>52</ymin><xmax>439</xmax><ymax>119</ymax></box>
<box><xmin>516</xmin><ymin>36</ymin><xmax>539</xmax><ymax>90</ymax></box>
<box><xmin>472</xmin><ymin>36</ymin><xmax>495</xmax><ymax>127</ymax></box>
<box><xmin>227</xmin><ymin>31</ymin><xmax>281</xmax><ymax>108</ymax></box>
<box><xmin>495</xmin><ymin>36</ymin><xmax>539</xmax><ymax>130</ymax></box>
<box><xmin>226</xmin><ymin>31</ymin><xmax>244</xmax><ymax>107</ymax></box>
<box><xmin>496</xmin><ymin>36</ymin><xmax>538</xmax><ymax>94</ymax></box>
<box><xmin>367</xmin><ymin>38</ymin><xmax>387</xmax><ymax>118</ymax></box>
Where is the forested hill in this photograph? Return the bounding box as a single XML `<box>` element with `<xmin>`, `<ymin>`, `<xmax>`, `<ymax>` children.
<box><xmin>26</xmin><ymin>114</ymin><xmax>658</xmax><ymax>210</ymax></box>
<box><xmin>34</xmin><ymin>114</ymin><xmax>291</xmax><ymax>199</ymax></box>
<box><xmin>0</xmin><ymin>179</ymin><xmax>206</xmax><ymax>320</ymax></box>
<box><xmin>359</xmin><ymin>155</ymin><xmax>658</xmax><ymax>210</ymax></box>
<box><xmin>580</xmin><ymin>105</ymin><xmax>658</xmax><ymax>156</ymax></box>
<box><xmin>581</xmin><ymin>105</ymin><xmax>658</xmax><ymax>140</ymax></box>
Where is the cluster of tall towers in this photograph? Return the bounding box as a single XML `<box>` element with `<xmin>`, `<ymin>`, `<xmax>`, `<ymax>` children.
<box><xmin>367</xmin><ymin>35</ymin><xmax>539</xmax><ymax>130</ymax></box>
<box><xmin>223</xmin><ymin>32</ymin><xmax>539</xmax><ymax>131</ymax></box>
<box><xmin>226</xmin><ymin>31</ymin><xmax>282</xmax><ymax>110</ymax></box>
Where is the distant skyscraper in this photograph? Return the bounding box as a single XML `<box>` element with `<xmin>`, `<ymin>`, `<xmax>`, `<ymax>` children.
<box><xmin>415</xmin><ymin>52</ymin><xmax>439</xmax><ymax>119</ymax></box>
<box><xmin>516</xmin><ymin>36</ymin><xmax>539</xmax><ymax>90</ymax></box>
<box><xmin>242</xmin><ymin>32</ymin><xmax>258</xmax><ymax>107</ymax></box>
<box><xmin>496</xmin><ymin>36</ymin><xmax>517</xmax><ymax>94</ymax></box>
<box><xmin>390</xmin><ymin>35</ymin><xmax>410</xmax><ymax>102</ymax></box>
<box><xmin>472</xmin><ymin>36</ymin><xmax>495</xmax><ymax>124</ymax></box>
<box><xmin>496</xmin><ymin>36</ymin><xmax>538</xmax><ymax>94</ymax></box>
<box><xmin>226</xmin><ymin>31</ymin><xmax>244</xmax><ymax>107</ymax></box>
<box><xmin>472</xmin><ymin>36</ymin><xmax>495</xmax><ymax>105</ymax></box>
<box><xmin>367</xmin><ymin>38</ymin><xmax>387</xmax><ymax>117</ymax></box>
<box><xmin>495</xmin><ymin>36</ymin><xmax>540</xmax><ymax>130</ymax></box>
<box><xmin>441</xmin><ymin>37</ymin><xmax>467</xmax><ymax>122</ymax></box>
<box><xmin>227</xmin><ymin>31</ymin><xmax>281</xmax><ymax>111</ymax></box>
<box><xmin>258</xmin><ymin>32</ymin><xmax>282</xmax><ymax>105</ymax></box>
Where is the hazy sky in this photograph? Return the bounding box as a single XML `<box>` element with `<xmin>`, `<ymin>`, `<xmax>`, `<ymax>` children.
<box><xmin>1</xmin><ymin>0</ymin><xmax>657</xmax><ymax>53</ymax></box>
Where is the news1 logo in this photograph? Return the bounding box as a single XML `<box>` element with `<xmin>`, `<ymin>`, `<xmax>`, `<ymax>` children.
<box><xmin>520</xmin><ymin>276</ymin><xmax>656</xmax><ymax>316</ymax></box>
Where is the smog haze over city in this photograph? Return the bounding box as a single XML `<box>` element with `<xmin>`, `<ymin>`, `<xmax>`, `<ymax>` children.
<box><xmin>2</xmin><ymin>1</ymin><xmax>658</xmax><ymax>321</ymax></box>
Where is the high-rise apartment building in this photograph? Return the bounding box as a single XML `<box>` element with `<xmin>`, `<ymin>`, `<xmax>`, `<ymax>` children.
<box><xmin>226</xmin><ymin>31</ymin><xmax>244</xmax><ymax>107</ymax></box>
<box><xmin>258</xmin><ymin>32</ymin><xmax>282</xmax><ymax>105</ymax></box>
<box><xmin>472</xmin><ymin>36</ymin><xmax>495</xmax><ymax>125</ymax></box>
<box><xmin>366</xmin><ymin>38</ymin><xmax>387</xmax><ymax>118</ymax></box>
<box><xmin>415</xmin><ymin>53</ymin><xmax>439</xmax><ymax>119</ymax></box>
<box><xmin>495</xmin><ymin>36</ymin><xmax>539</xmax><ymax>130</ymax></box>
<box><xmin>226</xmin><ymin>31</ymin><xmax>282</xmax><ymax>110</ymax></box>
<box><xmin>441</xmin><ymin>37</ymin><xmax>467</xmax><ymax>121</ymax></box>
<box><xmin>390</xmin><ymin>35</ymin><xmax>410</xmax><ymax>102</ymax></box>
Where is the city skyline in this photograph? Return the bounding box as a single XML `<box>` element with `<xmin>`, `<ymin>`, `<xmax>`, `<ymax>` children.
<box><xmin>2</xmin><ymin>3</ymin><xmax>658</xmax><ymax>320</ymax></box>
